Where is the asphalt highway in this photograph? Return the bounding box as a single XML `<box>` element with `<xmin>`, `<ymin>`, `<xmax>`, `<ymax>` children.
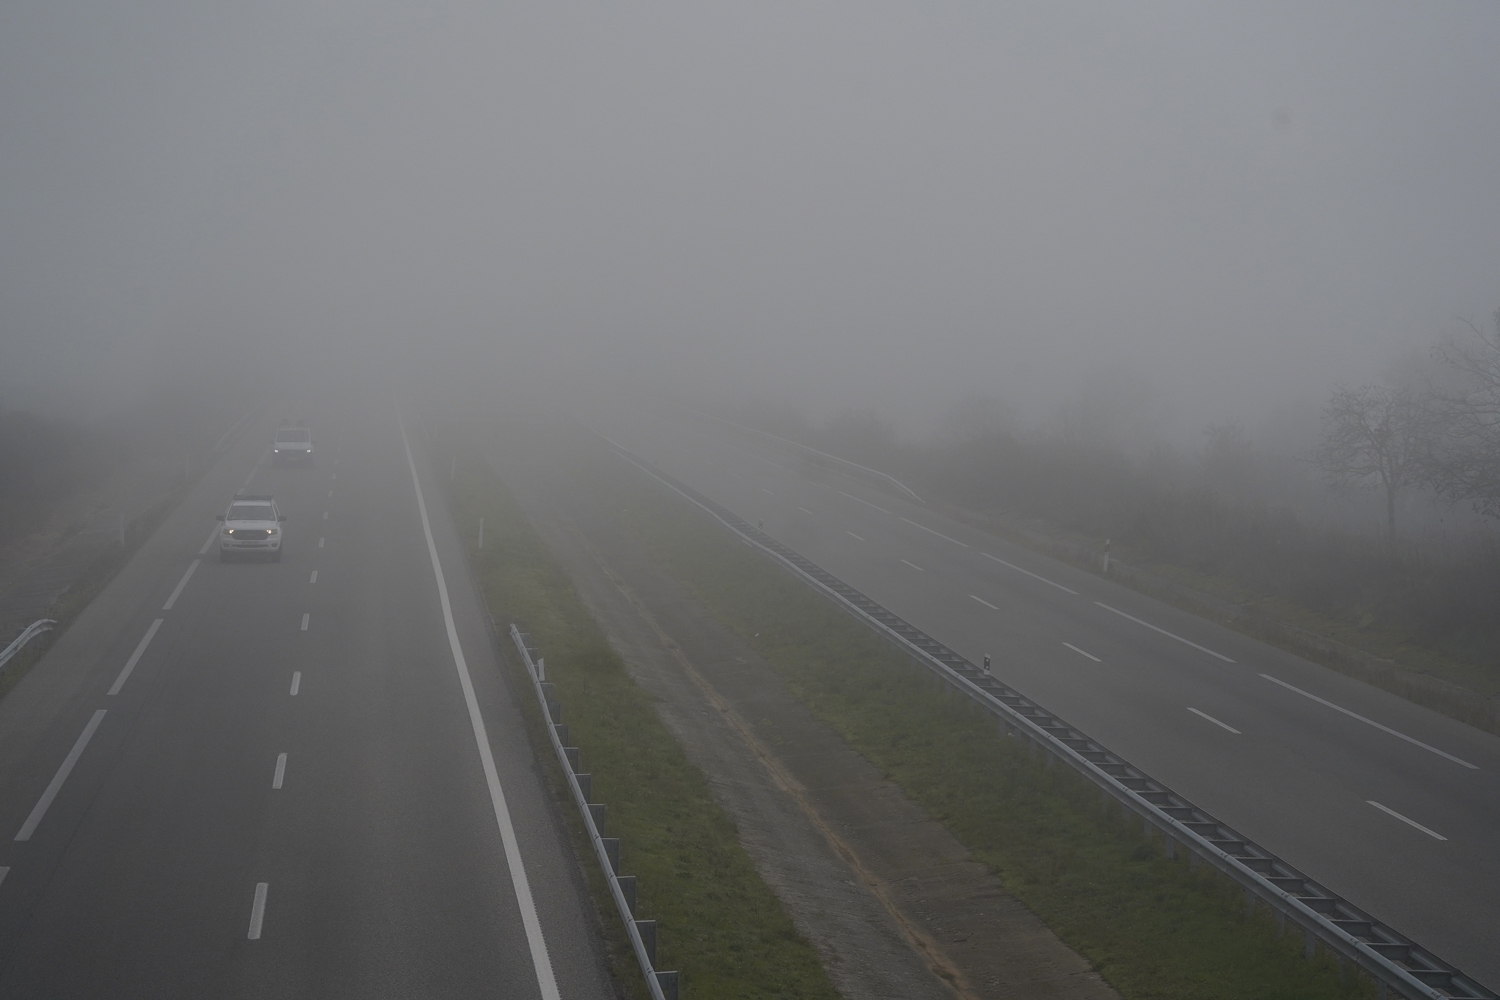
<box><xmin>0</xmin><ymin>406</ymin><xmax>612</xmax><ymax>999</ymax></box>
<box><xmin>609</xmin><ymin>410</ymin><xmax>1500</xmax><ymax>991</ymax></box>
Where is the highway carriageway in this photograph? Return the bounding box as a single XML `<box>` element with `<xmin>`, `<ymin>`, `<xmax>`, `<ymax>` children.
<box><xmin>0</xmin><ymin>404</ymin><xmax>611</xmax><ymax>999</ymax></box>
<box><xmin>607</xmin><ymin>409</ymin><xmax>1500</xmax><ymax>994</ymax></box>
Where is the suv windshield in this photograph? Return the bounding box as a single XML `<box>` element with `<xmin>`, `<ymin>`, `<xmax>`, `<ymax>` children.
<box><xmin>228</xmin><ymin>504</ymin><xmax>274</xmax><ymax>521</ymax></box>
<box><xmin>276</xmin><ymin>430</ymin><xmax>310</xmax><ymax>443</ymax></box>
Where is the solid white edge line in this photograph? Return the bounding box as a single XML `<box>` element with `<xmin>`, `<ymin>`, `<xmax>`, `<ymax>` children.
<box><xmin>797</xmin><ymin>506</ymin><xmax>813</xmax><ymax>514</ymax></box>
<box><xmin>300</xmin><ymin>613</ymin><xmax>309</xmax><ymax>631</ymax></box>
<box><xmin>900</xmin><ymin>559</ymin><xmax>925</xmax><ymax>572</ymax></box>
<box><xmin>899</xmin><ymin>517</ymin><xmax>970</xmax><ymax>548</ymax></box>
<box><xmin>970</xmin><ymin>594</ymin><xmax>999</xmax><ymax>610</ymax></box>
<box><xmin>1062</xmin><ymin>642</ymin><xmax>1101</xmax><ymax>662</ymax></box>
<box><xmin>1094</xmin><ymin>602</ymin><xmax>1235</xmax><ymax>662</ymax></box>
<box><xmin>161</xmin><ymin>559</ymin><xmax>201</xmax><ymax>610</ymax></box>
<box><xmin>310</xmin><ymin>570</ymin><xmax>318</xmax><ymax>584</ymax></box>
<box><xmin>981</xmin><ymin>552</ymin><xmax>1080</xmax><ymax>594</ymax></box>
<box><xmin>1261</xmin><ymin>674</ymin><xmax>1478</xmax><ymax>769</ymax></box>
<box><xmin>836</xmin><ymin>490</ymin><xmax>891</xmax><ymax>515</ymax></box>
<box><xmin>248</xmin><ymin>882</ymin><xmax>268</xmax><ymax>939</ymax></box>
<box><xmin>108</xmin><ymin>619</ymin><xmax>163</xmax><ymax>695</ymax></box>
<box><xmin>1367</xmin><ymin>800</ymin><xmax>1447</xmax><ymax>841</ymax></box>
<box><xmin>1187</xmin><ymin>706</ymin><xmax>1242</xmax><ymax>734</ymax></box>
<box><xmin>16</xmin><ymin>710</ymin><xmax>107</xmax><ymax>841</ymax></box>
<box><xmin>399</xmin><ymin>414</ymin><xmax>560</xmax><ymax>1000</ymax></box>
<box><xmin>273</xmin><ymin>753</ymin><xmax>287</xmax><ymax>789</ymax></box>
<box><xmin>318</xmin><ymin>537</ymin><xmax>325</xmax><ymax>548</ymax></box>
<box><xmin>290</xmin><ymin>671</ymin><xmax>301</xmax><ymax>696</ymax></box>
<box><xmin>846</xmin><ymin>531</ymin><xmax>866</xmax><ymax>541</ymax></box>
<box><xmin>760</xmin><ymin>487</ymin><xmax>775</xmax><ymax>495</ymax></box>
<box><xmin>199</xmin><ymin>525</ymin><xmax>219</xmax><ymax>555</ymax></box>
<box><xmin>323</xmin><ymin>511</ymin><xmax>328</xmax><ymax>520</ymax></box>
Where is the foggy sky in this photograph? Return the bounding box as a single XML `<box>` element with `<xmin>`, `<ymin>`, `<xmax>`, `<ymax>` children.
<box><xmin>3</xmin><ymin>1</ymin><xmax>1498</xmax><ymax>436</ymax></box>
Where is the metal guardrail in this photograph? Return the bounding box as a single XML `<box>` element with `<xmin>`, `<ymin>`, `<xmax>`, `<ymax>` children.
<box><xmin>605</xmin><ymin>440</ymin><xmax>1495</xmax><ymax>1000</ymax></box>
<box><xmin>508</xmin><ymin>625</ymin><xmax>679</xmax><ymax>1000</ymax></box>
<box><xmin>0</xmin><ymin>619</ymin><xmax>57</xmax><ymax>674</ymax></box>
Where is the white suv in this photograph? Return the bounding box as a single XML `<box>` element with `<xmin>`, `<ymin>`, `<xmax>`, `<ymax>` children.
<box><xmin>272</xmin><ymin>425</ymin><xmax>313</xmax><ymax>465</ymax></box>
<box><xmin>218</xmin><ymin>495</ymin><xmax>286</xmax><ymax>562</ymax></box>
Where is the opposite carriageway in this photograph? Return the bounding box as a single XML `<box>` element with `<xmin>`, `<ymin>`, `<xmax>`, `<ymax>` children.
<box><xmin>604</xmin><ymin>438</ymin><xmax>1495</xmax><ymax>1000</ymax></box>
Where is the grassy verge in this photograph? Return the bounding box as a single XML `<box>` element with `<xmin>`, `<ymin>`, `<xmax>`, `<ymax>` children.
<box><xmin>445</xmin><ymin>454</ymin><xmax>842</xmax><ymax>1000</ymax></box>
<box><xmin>587</xmin><ymin>451</ymin><xmax>1376</xmax><ymax>1000</ymax></box>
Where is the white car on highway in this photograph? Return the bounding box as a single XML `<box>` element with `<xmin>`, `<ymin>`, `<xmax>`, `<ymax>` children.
<box><xmin>272</xmin><ymin>424</ymin><xmax>313</xmax><ymax>465</ymax></box>
<box><xmin>218</xmin><ymin>495</ymin><xmax>286</xmax><ymax>562</ymax></box>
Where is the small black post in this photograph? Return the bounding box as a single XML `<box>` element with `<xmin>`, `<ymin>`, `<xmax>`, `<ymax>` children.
<box><xmin>635</xmin><ymin>919</ymin><xmax>657</xmax><ymax>964</ymax></box>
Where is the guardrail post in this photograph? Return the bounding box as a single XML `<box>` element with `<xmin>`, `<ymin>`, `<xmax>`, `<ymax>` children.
<box><xmin>616</xmin><ymin>875</ymin><xmax>637</xmax><ymax>914</ymax></box>
<box><xmin>553</xmin><ymin>723</ymin><xmax>569</xmax><ymax>745</ymax></box>
<box><xmin>575</xmin><ymin>774</ymin><xmax>592</xmax><ymax>801</ymax></box>
<box><xmin>602</xmin><ymin>837</ymin><xmax>620</xmax><ymax>874</ymax></box>
<box><xmin>655</xmin><ymin>970</ymin><xmax>679</xmax><ymax>1000</ymax></box>
<box><xmin>563</xmin><ymin>746</ymin><xmax>579</xmax><ymax>771</ymax></box>
<box><xmin>547</xmin><ymin>700</ymin><xmax>561</xmax><ymax>724</ymax></box>
<box><xmin>589</xmin><ymin>803</ymin><xmax>608</xmax><ymax>834</ymax></box>
<box><xmin>635</xmin><ymin>920</ymin><xmax>657</xmax><ymax>964</ymax></box>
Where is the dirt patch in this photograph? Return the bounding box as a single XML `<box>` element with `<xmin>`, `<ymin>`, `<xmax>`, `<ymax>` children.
<box><xmin>508</xmin><ymin>467</ymin><xmax>1117</xmax><ymax>1000</ymax></box>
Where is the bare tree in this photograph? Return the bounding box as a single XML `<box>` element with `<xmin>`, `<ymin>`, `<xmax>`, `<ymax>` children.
<box><xmin>1313</xmin><ymin>384</ymin><xmax>1431</xmax><ymax>544</ymax></box>
<box><xmin>1426</xmin><ymin>310</ymin><xmax>1500</xmax><ymax>519</ymax></box>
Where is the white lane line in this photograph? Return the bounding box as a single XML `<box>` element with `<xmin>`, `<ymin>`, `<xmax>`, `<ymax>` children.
<box><xmin>1187</xmin><ymin>707</ymin><xmax>1241</xmax><ymax>734</ymax></box>
<box><xmin>1063</xmin><ymin>642</ymin><xmax>1101</xmax><ymax>662</ymax></box>
<box><xmin>1261</xmin><ymin>674</ymin><xmax>1478</xmax><ymax>769</ymax></box>
<box><xmin>309</xmin><ymin>570</ymin><xmax>318</xmax><ymax>584</ymax></box>
<box><xmin>399</xmin><ymin>415</ymin><xmax>560</xmax><ymax>999</ymax></box>
<box><xmin>900</xmin><ymin>517</ymin><xmax>970</xmax><ymax>548</ymax></box>
<box><xmin>0</xmin><ymin>867</ymin><xmax>8</xmax><ymax>889</ymax></box>
<box><xmin>970</xmin><ymin>594</ymin><xmax>999</xmax><ymax>610</ymax></box>
<box><xmin>161</xmin><ymin>559</ymin><xmax>201</xmax><ymax>610</ymax></box>
<box><xmin>1094</xmin><ymin>602</ymin><xmax>1235</xmax><ymax>662</ymax></box>
<box><xmin>327</xmin><ymin>489</ymin><xmax>333</xmax><ymax>498</ymax></box>
<box><xmin>846</xmin><ymin>531</ymin><xmax>866</xmax><ymax>541</ymax></box>
<box><xmin>331</xmin><ymin>473</ymin><xmax>336</xmax><ymax>480</ymax></box>
<box><xmin>272</xmin><ymin>753</ymin><xmax>287</xmax><ymax>789</ymax></box>
<box><xmin>108</xmin><ymin>619</ymin><xmax>163</xmax><ymax>695</ymax></box>
<box><xmin>199</xmin><ymin>525</ymin><xmax>219</xmax><ymax>555</ymax></box>
<box><xmin>290</xmin><ymin>672</ymin><xmax>301</xmax><ymax>696</ymax></box>
<box><xmin>900</xmin><ymin>559</ymin><xmax>925</xmax><ymax>572</ymax></box>
<box><xmin>318</xmin><ymin>537</ymin><xmax>325</xmax><ymax>548</ymax></box>
<box><xmin>322</xmin><ymin>511</ymin><xmax>329</xmax><ymax>521</ymax></box>
<box><xmin>797</xmin><ymin>506</ymin><xmax>813</xmax><ymax>514</ymax></box>
<box><xmin>16</xmin><ymin>710</ymin><xmax>107</xmax><ymax>841</ymax></box>
<box><xmin>247</xmin><ymin>883</ymin><xmax>269</xmax><ymax>939</ymax></box>
<box><xmin>982</xmin><ymin>552</ymin><xmax>1079</xmax><ymax>594</ymax></box>
<box><xmin>1368</xmin><ymin>800</ymin><xmax>1447</xmax><ymax>841</ymax></box>
<box><xmin>760</xmin><ymin>487</ymin><xmax>775</xmax><ymax>495</ymax></box>
<box><xmin>300</xmin><ymin>613</ymin><xmax>309</xmax><ymax>631</ymax></box>
<box><xmin>837</xmin><ymin>490</ymin><xmax>891</xmax><ymax>515</ymax></box>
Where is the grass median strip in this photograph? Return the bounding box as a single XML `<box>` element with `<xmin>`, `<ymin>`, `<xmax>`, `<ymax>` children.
<box><xmin>593</xmin><ymin>450</ymin><xmax>1377</xmax><ymax>1000</ymax></box>
<box><xmin>448</xmin><ymin>458</ymin><xmax>840</xmax><ymax>1000</ymax></box>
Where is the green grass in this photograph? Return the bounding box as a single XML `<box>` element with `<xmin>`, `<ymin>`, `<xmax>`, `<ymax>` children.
<box><xmin>446</xmin><ymin>457</ymin><xmax>842</xmax><ymax>1000</ymax></box>
<box><xmin>582</xmin><ymin>452</ymin><xmax>1378</xmax><ymax>1000</ymax></box>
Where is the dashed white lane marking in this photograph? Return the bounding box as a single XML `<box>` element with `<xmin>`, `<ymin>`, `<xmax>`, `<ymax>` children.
<box><xmin>290</xmin><ymin>672</ymin><xmax>301</xmax><ymax>696</ymax></box>
<box><xmin>108</xmin><ymin>619</ymin><xmax>163</xmax><ymax>696</ymax></box>
<box><xmin>247</xmin><ymin>883</ymin><xmax>269</xmax><ymax>939</ymax></box>
<box><xmin>322</xmin><ymin>511</ymin><xmax>329</xmax><ymax>521</ymax></box>
<box><xmin>1187</xmin><ymin>707</ymin><xmax>1241</xmax><ymax>734</ymax></box>
<box><xmin>161</xmin><ymin>560</ymin><xmax>201</xmax><ymax>610</ymax></box>
<box><xmin>309</xmin><ymin>570</ymin><xmax>318</xmax><ymax>584</ymax></box>
<box><xmin>399</xmin><ymin>414</ymin><xmax>560</xmax><ymax>999</ymax></box>
<box><xmin>1368</xmin><ymin>800</ymin><xmax>1447</xmax><ymax>841</ymax></box>
<box><xmin>318</xmin><ymin>537</ymin><xmax>325</xmax><ymax>548</ymax></box>
<box><xmin>199</xmin><ymin>525</ymin><xmax>219</xmax><ymax>555</ymax></box>
<box><xmin>837</xmin><ymin>490</ymin><xmax>891</xmax><ymax>515</ymax></box>
<box><xmin>900</xmin><ymin>559</ymin><xmax>925</xmax><ymax>572</ymax></box>
<box><xmin>1094</xmin><ymin>602</ymin><xmax>1235</xmax><ymax>662</ymax></box>
<box><xmin>982</xmin><ymin>552</ymin><xmax>1079</xmax><ymax>594</ymax></box>
<box><xmin>1063</xmin><ymin>642</ymin><xmax>1100</xmax><ymax>662</ymax></box>
<box><xmin>760</xmin><ymin>487</ymin><xmax>775</xmax><ymax>495</ymax></box>
<box><xmin>900</xmin><ymin>517</ymin><xmax>970</xmax><ymax>548</ymax></box>
<box><xmin>16</xmin><ymin>710</ymin><xmax>107</xmax><ymax>841</ymax></box>
<box><xmin>797</xmin><ymin>506</ymin><xmax>813</xmax><ymax>514</ymax></box>
<box><xmin>970</xmin><ymin>594</ymin><xmax>999</xmax><ymax>610</ymax></box>
<box><xmin>327</xmin><ymin>490</ymin><xmax>333</xmax><ymax>498</ymax></box>
<box><xmin>300</xmin><ymin>613</ymin><xmax>309</xmax><ymax>631</ymax></box>
<box><xmin>272</xmin><ymin>754</ymin><xmax>287</xmax><ymax>789</ymax></box>
<box><xmin>1261</xmin><ymin>674</ymin><xmax>1478</xmax><ymax>769</ymax></box>
<box><xmin>846</xmin><ymin>531</ymin><xmax>866</xmax><ymax>541</ymax></box>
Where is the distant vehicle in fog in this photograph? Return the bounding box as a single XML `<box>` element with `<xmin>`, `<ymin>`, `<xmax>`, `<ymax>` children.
<box><xmin>217</xmin><ymin>494</ymin><xmax>285</xmax><ymax>562</ymax></box>
<box><xmin>273</xmin><ymin>423</ymin><xmax>313</xmax><ymax>465</ymax></box>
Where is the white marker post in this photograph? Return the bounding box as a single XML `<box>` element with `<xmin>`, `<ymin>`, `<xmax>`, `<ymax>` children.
<box><xmin>1103</xmin><ymin>539</ymin><xmax>1111</xmax><ymax>575</ymax></box>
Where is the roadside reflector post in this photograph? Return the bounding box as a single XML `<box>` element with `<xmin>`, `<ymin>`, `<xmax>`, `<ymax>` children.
<box><xmin>1103</xmin><ymin>539</ymin><xmax>1111</xmax><ymax>575</ymax></box>
<box><xmin>478</xmin><ymin>517</ymin><xmax>484</xmax><ymax>549</ymax></box>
